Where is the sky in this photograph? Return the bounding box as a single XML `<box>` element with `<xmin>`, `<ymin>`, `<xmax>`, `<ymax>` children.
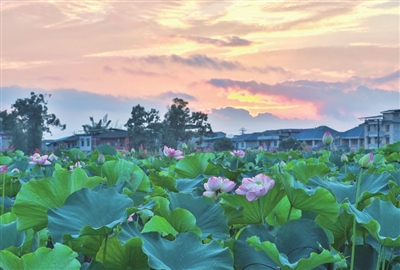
<box><xmin>1</xmin><ymin>0</ymin><xmax>399</xmax><ymax>139</ymax></box>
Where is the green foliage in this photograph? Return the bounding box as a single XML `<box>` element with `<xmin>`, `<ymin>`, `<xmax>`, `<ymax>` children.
<box><xmin>82</xmin><ymin>114</ymin><xmax>112</xmax><ymax>135</ymax></box>
<box><xmin>279</xmin><ymin>136</ymin><xmax>301</xmax><ymax>151</ymax></box>
<box><xmin>213</xmin><ymin>137</ymin><xmax>234</xmax><ymax>151</ymax></box>
<box><xmin>1</xmin><ymin>92</ymin><xmax>65</xmax><ymax>154</ymax></box>
<box><xmin>1</xmin><ymin>144</ymin><xmax>400</xmax><ymax>269</ymax></box>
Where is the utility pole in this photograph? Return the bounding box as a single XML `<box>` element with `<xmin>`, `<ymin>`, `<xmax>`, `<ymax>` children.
<box><xmin>377</xmin><ymin>118</ymin><xmax>380</xmax><ymax>148</ymax></box>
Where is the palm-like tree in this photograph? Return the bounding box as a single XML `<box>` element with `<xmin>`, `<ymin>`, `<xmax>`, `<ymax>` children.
<box><xmin>82</xmin><ymin>114</ymin><xmax>111</xmax><ymax>135</ymax></box>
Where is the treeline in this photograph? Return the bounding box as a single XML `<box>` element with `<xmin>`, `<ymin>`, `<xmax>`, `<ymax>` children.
<box><xmin>0</xmin><ymin>93</ymin><xmax>213</xmax><ymax>154</ymax></box>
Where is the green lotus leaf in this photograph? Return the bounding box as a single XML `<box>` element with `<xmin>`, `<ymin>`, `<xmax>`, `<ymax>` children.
<box><xmin>101</xmin><ymin>160</ymin><xmax>150</xmax><ymax>192</ymax></box>
<box><xmin>143</xmin><ymin>199</ymin><xmax>201</xmax><ymax>237</ymax></box>
<box><xmin>0</xmin><ymin>155</ymin><xmax>12</xmax><ymax>165</ymax></box>
<box><xmin>149</xmin><ymin>172</ymin><xmax>178</xmax><ymax>192</ymax></box>
<box><xmin>62</xmin><ymin>148</ymin><xmax>87</xmax><ymax>162</ymax></box>
<box><xmin>277</xmin><ymin>172</ymin><xmax>339</xmax><ymax>222</ymax></box>
<box><xmin>96</xmin><ymin>144</ymin><xmax>118</xmax><ymax>156</ymax></box>
<box><xmin>344</xmin><ymin>244</ymin><xmax>378</xmax><ymax>270</ymax></box>
<box><xmin>0</xmin><ymin>213</ymin><xmax>25</xmax><ymax>251</ymax></box>
<box><xmin>13</xmin><ymin>167</ymin><xmax>104</xmax><ymax>231</ymax></box>
<box><xmin>0</xmin><ymin>243</ymin><xmax>80</xmax><ymax>270</ymax></box>
<box><xmin>248</xmin><ymin>237</ymin><xmax>342</xmax><ymax>270</ymax></box>
<box><xmin>174</xmin><ymin>153</ymin><xmax>219</xmax><ymax>178</ymax></box>
<box><xmin>266</xmin><ymin>195</ymin><xmax>302</xmax><ymax>227</ymax></box>
<box><xmin>168</xmin><ymin>193</ymin><xmax>230</xmax><ymax>240</ymax></box>
<box><xmin>233</xmin><ymin>224</ymin><xmax>278</xmax><ymax>269</ymax></box>
<box><xmin>209</xmin><ymin>159</ymin><xmax>242</xmax><ymax>180</ymax></box>
<box><xmin>315</xmin><ymin>209</ymin><xmax>353</xmax><ymax>250</ymax></box>
<box><xmin>118</xmin><ymin>223</ymin><xmax>233</xmax><ymax>269</ymax></box>
<box><xmin>247</xmin><ymin>219</ymin><xmax>342</xmax><ymax>269</ymax></box>
<box><xmin>47</xmin><ymin>188</ymin><xmax>133</xmax><ymax>243</ymax></box>
<box><xmin>384</xmin><ymin>141</ymin><xmax>400</xmax><ymax>154</ymax></box>
<box><xmin>287</xmin><ymin>160</ymin><xmax>330</xmax><ymax>183</ymax></box>
<box><xmin>348</xmin><ymin>199</ymin><xmax>400</xmax><ymax>247</ymax></box>
<box><xmin>142</xmin><ymin>215</ymin><xmax>179</xmax><ymax>236</ymax></box>
<box><xmin>308</xmin><ymin>172</ymin><xmax>391</xmax><ymax>204</ymax></box>
<box><xmin>96</xmin><ymin>235</ymin><xmax>149</xmax><ymax>270</ymax></box>
<box><xmin>152</xmin><ymin>231</ymin><xmax>233</xmax><ymax>270</ymax></box>
<box><xmin>220</xmin><ymin>182</ymin><xmax>285</xmax><ymax>225</ymax></box>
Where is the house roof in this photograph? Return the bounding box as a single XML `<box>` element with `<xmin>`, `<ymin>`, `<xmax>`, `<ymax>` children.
<box><xmin>293</xmin><ymin>126</ymin><xmax>339</xmax><ymax>141</ymax></box>
<box><xmin>204</xmin><ymin>131</ymin><xmax>227</xmax><ymax>142</ymax></box>
<box><xmin>340</xmin><ymin>125</ymin><xmax>364</xmax><ymax>138</ymax></box>
<box><xmin>231</xmin><ymin>132</ymin><xmax>261</xmax><ymax>142</ymax></box>
<box><xmin>381</xmin><ymin>109</ymin><xmax>400</xmax><ymax>114</ymax></box>
<box><xmin>93</xmin><ymin>129</ymin><xmax>128</xmax><ymax>139</ymax></box>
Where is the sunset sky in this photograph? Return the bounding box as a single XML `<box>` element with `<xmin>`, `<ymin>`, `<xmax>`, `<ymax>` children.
<box><xmin>1</xmin><ymin>1</ymin><xmax>399</xmax><ymax>139</ymax></box>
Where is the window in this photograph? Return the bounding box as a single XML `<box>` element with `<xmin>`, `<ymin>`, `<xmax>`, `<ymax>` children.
<box><xmin>386</xmin><ymin>137</ymin><xmax>390</xmax><ymax>144</ymax></box>
<box><xmin>86</xmin><ymin>138</ymin><xmax>90</xmax><ymax>147</ymax></box>
<box><xmin>368</xmin><ymin>138</ymin><xmax>371</xmax><ymax>144</ymax></box>
<box><xmin>367</xmin><ymin>125</ymin><xmax>370</xmax><ymax>132</ymax></box>
<box><xmin>81</xmin><ymin>139</ymin><xmax>84</xmax><ymax>147</ymax></box>
<box><xmin>241</xmin><ymin>142</ymin><xmax>244</xmax><ymax>147</ymax></box>
<box><xmin>385</xmin><ymin>125</ymin><xmax>390</xmax><ymax>132</ymax></box>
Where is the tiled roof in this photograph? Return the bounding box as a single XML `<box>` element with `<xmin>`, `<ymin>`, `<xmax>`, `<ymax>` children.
<box><xmin>231</xmin><ymin>132</ymin><xmax>261</xmax><ymax>142</ymax></box>
<box><xmin>340</xmin><ymin>125</ymin><xmax>364</xmax><ymax>138</ymax></box>
<box><xmin>93</xmin><ymin>129</ymin><xmax>128</xmax><ymax>139</ymax></box>
<box><xmin>293</xmin><ymin>126</ymin><xmax>339</xmax><ymax>140</ymax></box>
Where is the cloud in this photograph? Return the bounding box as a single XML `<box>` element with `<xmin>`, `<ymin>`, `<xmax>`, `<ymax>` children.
<box><xmin>174</xmin><ymin>35</ymin><xmax>253</xmax><ymax>47</ymax></box>
<box><xmin>207</xmin><ymin>107</ymin><xmax>358</xmax><ymax>135</ymax></box>
<box><xmin>102</xmin><ymin>65</ymin><xmax>116</xmax><ymax>73</ymax></box>
<box><xmin>157</xmin><ymin>91</ymin><xmax>198</xmax><ymax>102</ymax></box>
<box><xmin>121</xmin><ymin>67</ymin><xmax>163</xmax><ymax>77</ymax></box>
<box><xmin>38</xmin><ymin>76</ymin><xmax>63</xmax><ymax>81</ymax></box>
<box><xmin>207</xmin><ymin>74</ymin><xmax>400</xmax><ymax>121</ymax></box>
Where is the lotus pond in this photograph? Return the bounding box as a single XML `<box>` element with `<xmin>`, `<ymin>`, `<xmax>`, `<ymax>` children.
<box><xmin>0</xmin><ymin>143</ymin><xmax>400</xmax><ymax>270</ymax></box>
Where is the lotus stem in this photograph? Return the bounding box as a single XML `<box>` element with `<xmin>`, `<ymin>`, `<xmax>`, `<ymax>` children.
<box><xmin>287</xmin><ymin>205</ymin><xmax>292</xmax><ymax>222</ymax></box>
<box><xmin>258</xmin><ymin>198</ymin><xmax>264</xmax><ymax>225</ymax></box>
<box><xmin>376</xmin><ymin>245</ymin><xmax>383</xmax><ymax>270</ymax></box>
<box><xmin>350</xmin><ymin>168</ymin><xmax>364</xmax><ymax>270</ymax></box>
<box><xmin>382</xmin><ymin>247</ymin><xmax>386</xmax><ymax>270</ymax></box>
<box><xmin>1</xmin><ymin>173</ymin><xmax>5</xmax><ymax>215</ymax></box>
<box><xmin>103</xmin><ymin>234</ymin><xmax>109</xmax><ymax>266</ymax></box>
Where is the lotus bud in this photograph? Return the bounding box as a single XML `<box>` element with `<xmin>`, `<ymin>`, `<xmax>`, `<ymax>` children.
<box><xmin>181</xmin><ymin>143</ymin><xmax>188</xmax><ymax>150</ymax></box>
<box><xmin>98</xmin><ymin>154</ymin><xmax>105</xmax><ymax>164</ymax></box>
<box><xmin>279</xmin><ymin>161</ymin><xmax>287</xmax><ymax>169</ymax></box>
<box><xmin>341</xmin><ymin>153</ymin><xmax>348</xmax><ymax>163</ymax></box>
<box><xmin>0</xmin><ymin>165</ymin><xmax>8</xmax><ymax>174</ymax></box>
<box><xmin>322</xmin><ymin>131</ymin><xmax>333</xmax><ymax>145</ymax></box>
<box><xmin>359</xmin><ymin>152</ymin><xmax>374</xmax><ymax>168</ymax></box>
<box><xmin>130</xmin><ymin>148</ymin><xmax>136</xmax><ymax>153</ymax></box>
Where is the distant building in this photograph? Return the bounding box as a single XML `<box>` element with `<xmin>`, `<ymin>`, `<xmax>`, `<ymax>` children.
<box><xmin>0</xmin><ymin>131</ymin><xmax>12</xmax><ymax>150</ymax></box>
<box><xmin>359</xmin><ymin>109</ymin><xmax>400</xmax><ymax>149</ymax></box>
<box><xmin>48</xmin><ymin>128</ymin><xmax>129</xmax><ymax>152</ymax></box>
<box><xmin>201</xmin><ymin>132</ymin><xmax>227</xmax><ymax>150</ymax></box>
<box><xmin>339</xmin><ymin>125</ymin><xmax>364</xmax><ymax>151</ymax></box>
<box><xmin>293</xmin><ymin>126</ymin><xmax>340</xmax><ymax>150</ymax></box>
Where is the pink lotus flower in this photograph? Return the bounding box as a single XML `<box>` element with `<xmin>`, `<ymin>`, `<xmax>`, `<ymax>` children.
<box><xmin>359</xmin><ymin>152</ymin><xmax>374</xmax><ymax>168</ymax></box>
<box><xmin>29</xmin><ymin>153</ymin><xmax>51</xmax><ymax>165</ymax></box>
<box><xmin>236</xmin><ymin>173</ymin><xmax>275</xmax><ymax>201</ymax></box>
<box><xmin>0</xmin><ymin>165</ymin><xmax>8</xmax><ymax>174</ymax></box>
<box><xmin>203</xmin><ymin>176</ymin><xmax>236</xmax><ymax>200</ymax></box>
<box><xmin>322</xmin><ymin>131</ymin><xmax>333</xmax><ymax>145</ymax></box>
<box><xmin>231</xmin><ymin>150</ymin><xmax>245</xmax><ymax>158</ymax></box>
<box><xmin>163</xmin><ymin>146</ymin><xmax>184</xmax><ymax>159</ymax></box>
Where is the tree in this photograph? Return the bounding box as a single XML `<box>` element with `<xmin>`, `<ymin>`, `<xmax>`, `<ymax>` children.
<box><xmin>279</xmin><ymin>137</ymin><xmax>301</xmax><ymax>151</ymax></box>
<box><xmin>213</xmin><ymin>138</ymin><xmax>234</xmax><ymax>151</ymax></box>
<box><xmin>1</xmin><ymin>92</ymin><xmax>66</xmax><ymax>153</ymax></box>
<box><xmin>82</xmin><ymin>114</ymin><xmax>112</xmax><ymax>135</ymax></box>
<box><xmin>162</xmin><ymin>98</ymin><xmax>213</xmax><ymax>148</ymax></box>
<box><xmin>125</xmin><ymin>105</ymin><xmax>161</xmax><ymax>151</ymax></box>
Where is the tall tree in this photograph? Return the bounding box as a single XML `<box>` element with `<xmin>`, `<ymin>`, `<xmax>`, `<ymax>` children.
<box><xmin>162</xmin><ymin>98</ymin><xmax>213</xmax><ymax>148</ymax></box>
<box><xmin>125</xmin><ymin>105</ymin><xmax>161</xmax><ymax>151</ymax></box>
<box><xmin>82</xmin><ymin>114</ymin><xmax>112</xmax><ymax>135</ymax></box>
<box><xmin>2</xmin><ymin>92</ymin><xmax>66</xmax><ymax>153</ymax></box>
